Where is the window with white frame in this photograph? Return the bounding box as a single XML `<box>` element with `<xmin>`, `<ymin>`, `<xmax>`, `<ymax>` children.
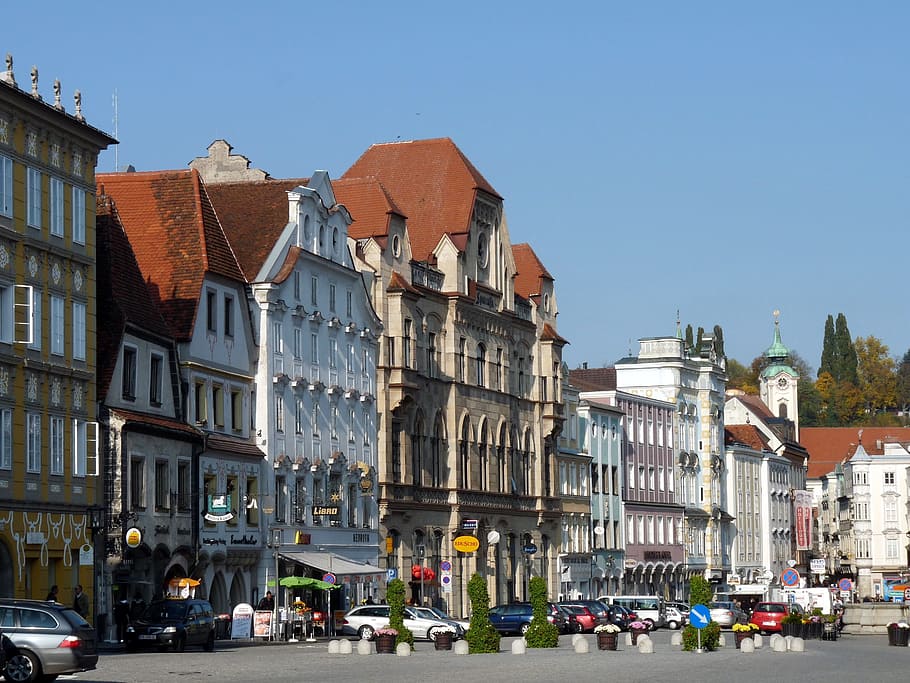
<box><xmin>50</xmin><ymin>295</ymin><xmax>64</xmax><ymax>355</ymax></box>
<box><xmin>0</xmin><ymin>408</ymin><xmax>10</xmax><ymax>469</ymax></box>
<box><xmin>884</xmin><ymin>498</ymin><xmax>898</xmax><ymax>523</ymax></box>
<box><xmin>50</xmin><ymin>177</ymin><xmax>64</xmax><ymax>236</ymax></box>
<box><xmin>311</xmin><ymin>276</ymin><xmax>318</xmax><ymax>306</ymax></box>
<box><xmin>0</xmin><ymin>155</ymin><xmax>12</xmax><ymax>217</ymax></box>
<box><xmin>223</xmin><ymin>294</ymin><xmax>233</xmax><ymax>338</ymax></box>
<box><xmin>295</xmin><ymin>399</ymin><xmax>304</xmax><ymax>434</ymax></box>
<box><xmin>884</xmin><ymin>471</ymin><xmax>895</xmax><ymax>485</ymax></box>
<box><xmin>273</xmin><ymin>322</ymin><xmax>284</xmax><ymax>354</ymax></box>
<box><xmin>310</xmin><ymin>333</ymin><xmax>318</xmax><ymax>364</ymax></box>
<box><xmin>347</xmin><ymin>343</ymin><xmax>355</xmax><ymax>374</ymax></box>
<box><xmin>27</xmin><ymin>167</ymin><xmax>41</xmax><ymax>228</ymax></box>
<box><xmin>294</xmin><ymin>328</ymin><xmax>302</xmax><ymax>359</ymax></box>
<box><xmin>72</xmin><ymin>301</ymin><xmax>86</xmax><ymax>360</ymax></box>
<box><xmin>122</xmin><ymin>346</ymin><xmax>137</xmax><ymax>400</ymax></box>
<box><xmin>149</xmin><ymin>353</ymin><xmax>163</xmax><ymax>405</ymax></box>
<box><xmin>26</xmin><ymin>412</ymin><xmax>41</xmax><ymax>473</ymax></box>
<box><xmin>50</xmin><ymin>416</ymin><xmax>64</xmax><ymax>475</ymax></box>
<box><xmin>329</xmin><ymin>338</ymin><xmax>337</xmax><ymax>368</ymax></box>
<box><xmin>886</xmin><ymin>537</ymin><xmax>899</xmax><ymax>560</ymax></box>
<box><xmin>72</xmin><ymin>187</ymin><xmax>86</xmax><ymax>244</ymax></box>
<box><xmin>28</xmin><ymin>287</ymin><xmax>41</xmax><ymax>350</ymax></box>
<box><xmin>73</xmin><ymin>420</ymin><xmax>88</xmax><ymax>477</ymax></box>
<box><xmin>627</xmin><ymin>514</ymin><xmax>634</xmax><ymax>543</ymax></box>
<box><xmin>275</xmin><ymin>393</ymin><xmax>284</xmax><ymax>432</ymax></box>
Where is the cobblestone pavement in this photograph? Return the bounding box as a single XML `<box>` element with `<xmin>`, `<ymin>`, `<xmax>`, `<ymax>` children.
<box><xmin>62</xmin><ymin>631</ymin><xmax>910</xmax><ymax>683</ymax></box>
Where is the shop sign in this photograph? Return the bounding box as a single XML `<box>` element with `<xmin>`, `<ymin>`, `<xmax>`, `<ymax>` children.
<box><xmin>205</xmin><ymin>494</ymin><xmax>234</xmax><ymax>522</ymax></box>
<box><xmin>125</xmin><ymin>527</ymin><xmax>142</xmax><ymax>549</ymax></box>
<box><xmin>312</xmin><ymin>505</ymin><xmax>339</xmax><ymax>516</ymax></box>
<box><xmin>453</xmin><ymin>535</ymin><xmax>480</xmax><ymax>553</ymax></box>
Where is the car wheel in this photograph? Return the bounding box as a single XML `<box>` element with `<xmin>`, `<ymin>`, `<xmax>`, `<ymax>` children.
<box><xmin>358</xmin><ymin>625</ymin><xmax>375</xmax><ymax>640</ymax></box>
<box><xmin>667</xmin><ymin>620</ymin><xmax>679</xmax><ymax>630</ymax></box>
<box><xmin>519</xmin><ymin>622</ymin><xmax>531</xmax><ymax>635</ymax></box>
<box><xmin>203</xmin><ymin>631</ymin><xmax>215</xmax><ymax>652</ymax></box>
<box><xmin>5</xmin><ymin>649</ymin><xmax>41</xmax><ymax>683</ymax></box>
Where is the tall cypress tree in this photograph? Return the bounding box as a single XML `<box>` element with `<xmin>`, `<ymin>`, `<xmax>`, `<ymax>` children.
<box><xmin>819</xmin><ymin>315</ymin><xmax>836</xmax><ymax>378</ymax></box>
<box><xmin>834</xmin><ymin>313</ymin><xmax>858</xmax><ymax>385</ymax></box>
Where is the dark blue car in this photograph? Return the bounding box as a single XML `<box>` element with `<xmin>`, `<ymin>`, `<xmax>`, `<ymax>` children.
<box><xmin>487</xmin><ymin>602</ymin><xmax>565</xmax><ymax>635</ymax></box>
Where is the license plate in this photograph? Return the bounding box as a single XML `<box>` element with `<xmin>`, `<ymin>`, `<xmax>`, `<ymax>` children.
<box><xmin>762</xmin><ymin>621</ymin><xmax>775</xmax><ymax>627</ymax></box>
<box><xmin>139</xmin><ymin>634</ymin><xmax>156</xmax><ymax>640</ymax></box>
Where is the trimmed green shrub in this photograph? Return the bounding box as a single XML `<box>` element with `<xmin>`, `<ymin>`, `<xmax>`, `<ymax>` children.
<box><xmin>524</xmin><ymin>576</ymin><xmax>559</xmax><ymax>648</ymax></box>
<box><xmin>386</xmin><ymin>578</ymin><xmax>414</xmax><ymax>649</ymax></box>
<box><xmin>681</xmin><ymin>620</ymin><xmax>721</xmax><ymax>651</ymax></box>
<box><xmin>688</xmin><ymin>575</ymin><xmax>713</xmax><ymax>607</ymax></box>
<box><xmin>465</xmin><ymin>573</ymin><xmax>500</xmax><ymax>653</ymax></box>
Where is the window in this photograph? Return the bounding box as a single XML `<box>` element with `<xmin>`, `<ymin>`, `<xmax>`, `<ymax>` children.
<box><xmin>130</xmin><ymin>458</ymin><xmax>145</xmax><ymax>510</ymax></box>
<box><xmin>50</xmin><ymin>417</ymin><xmax>64</xmax><ymax>475</ymax></box>
<box><xmin>50</xmin><ymin>295</ymin><xmax>64</xmax><ymax>355</ymax></box>
<box><xmin>311</xmin><ymin>276</ymin><xmax>318</xmax><ymax>307</ymax></box>
<box><xmin>458</xmin><ymin>337</ymin><xmax>466</xmax><ymax>382</ymax></box>
<box><xmin>50</xmin><ymin>177</ymin><xmax>64</xmax><ymax>236</ymax></box>
<box><xmin>0</xmin><ymin>408</ymin><xmax>10</xmax><ymax>470</ymax></box>
<box><xmin>294</xmin><ymin>328</ymin><xmax>302</xmax><ymax>359</ymax></box>
<box><xmin>72</xmin><ymin>187</ymin><xmax>86</xmax><ymax>244</ymax></box>
<box><xmin>272</xmin><ymin>322</ymin><xmax>284</xmax><ymax>354</ymax></box>
<box><xmin>149</xmin><ymin>353</ymin><xmax>163</xmax><ymax>405</ymax></box>
<box><xmin>27</xmin><ymin>287</ymin><xmax>40</xmax><ymax>350</ymax></box>
<box><xmin>347</xmin><ymin>344</ymin><xmax>355</xmax><ymax>374</ymax></box>
<box><xmin>213</xmin><ymin>385</ymin><xmax>224</xmax><ymax>428</ymax></box>
<box><xmin>27</xmin><ymin>167</ymin><xmax>41</xmax><ymax>228</ymax></box>
<box><xmin>0</xmin><ymin>155</ymin><xmax>11</xmax><ymax>217</ymax></box>
<box><xmin>886</xmin><ymin>538</ymin><xmax>899</xmax><ymax>560</ymax></box>
<box><xmin>310</xmin><ymin>333</ymin><xmax>318</xmax><ymax>364</ymax></box>
<box><xmin>275</xmin><ymin>475</ymin><xmax>287</xmax><ymax>523</ymax></box>
<box><xmin>403</xmin><ymin>319</ymin><xmax>412</xmax><ymax>368</ymax></box>
<box><xmin>206</xmin><ymin>290</ymin><xmax>217</xmax><ymax>333</ymax></box>
<box><xmin>177</xmin><ymin>460</ymin><xmax>191</xmax><ymax>511</ymax></box>
<box><xmin>295</xmin><ymin>399</ymin><xmax>305</xmax><ymax>434</ymax></box>
<box><xmin>329</xmin><ymin>338</ymin><xmax>337</xmax><ymax>368</ymax></box>
<box><xmin>73</xmin><ymin>420</ymin><xmax>90</xmax><ymax>477</ymax></box>
<box><xmin>122</xmin><ymin>347</ymin><xmax>137</xmax><ymax>400</ymax></box>
<box><xmin>275</xmin><ymin>393</ymin><xmax>284</xmax><ymax>433</ymax></box>
<box><xmin>231</xmin><ymin>390</ymin><xmax>242</xmax><ymax>433</ymax></box>
<box><xmin>426</xmin><ymin>333</ymin><xmax>437</xmax><ymax>378</ymax></box>
<box><xmin>884</xmin><ymin>498</ymin><xmax>898</xmax><ymax>523</ymax></box>
<box><xmin>194</xmin><ymin>381</ymin><xmax>207</xmax><ymax>424</ymax></box>
<box><xmin>884</xmin><ymin>471</ymin><xmax>895</xmax><ymax>485</ymax></box>
<box><xmin>293</xmin><ymin>271</ymin><xmax>301</xmax><ymax>301</ymax></box>
<box><xmin>494</xmin><ymin>348</ymin><xmax>502</xmax><ymax>390</ymax></box>
<box><xmin>26</xmin><ymin>413</ymin><xmax>41</xmax><ymax>473</ymax></box>
<box><xmin>155</xmin><ymin>460</ymin><xmax>169</xmax><ymax>510</ymax></box>
<box><xmin>72</xmin><ymin>302</ymin><xmax>85</xmax><ymax>360</ymax></box>
<box><xmin>476</xmin><ymin>343</ymin><xmax>486</xmax><ymax>387</ymax></box>
<box><xmin>329</xmin><ymin>284</ymin><xmax>336</xmax><ymax>312</ymax></box>
<box><xmin>223</xmin><ymin>295</ymin><xmax>234</xmax><ymax>337</ymax></box>
<box><xmin>346</xmin><ymin>290</ymin><xmax>352</xmax><ymax>317</ymax></box>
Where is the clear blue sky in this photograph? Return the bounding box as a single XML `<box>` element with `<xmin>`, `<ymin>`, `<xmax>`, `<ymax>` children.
<box><xmin>6</xmin><ymin>1</ymin><xmax>908</xmax><ymax>373</ymax></box>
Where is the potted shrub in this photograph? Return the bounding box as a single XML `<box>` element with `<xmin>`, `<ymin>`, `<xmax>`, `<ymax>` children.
<box><xmin>780</xmin><ymin>610</ymin><xmax>803</xmax><ymax>638</ymax></box>
<box><xmin>887</xmin><ymin>622</ymin><xmax>910</xmax><ymax>647</ymax></box>
<box><xmin>822</xmin><ymin>613</ymin><xmax>839</xmax><ymax>641</ymax></box>
<box><xmin>594</xmin><ymin>623</ymin><xmax>620</xmax><ymax>650</ymax></box>
<box><xmin>629</xmin><ymin>620</ymin><xmax>649</xmax><ymax>646</ymax></box>
<box><xmin>731</xmin><ymin>622</ymin><xmax>758</xmax><ymax>648</ymax></box>
<box><xmin>433</xmin><ymin>624</ymin><xmax>457</xmax><ymax>651</ymax></box>
<box><xmin>374</xmin><ymin>627</ymin><xmax>398</xmax><ymax>654</ymax></box>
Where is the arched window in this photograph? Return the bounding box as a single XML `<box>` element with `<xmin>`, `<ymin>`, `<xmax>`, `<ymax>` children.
<box><xmin>497</xmin><ymin>423</ymin><xmax>507</xmax><ymax>493</ymax></box>
<box><xmin>411</xmin><ymin>417</ymin><xmax>424</xmax><ymax>487</ymax></box>
<box><xmin>460</xmin><ymin>418</ymin><xmax>471</xmax><ymax>489</ymax></box>
<box><xmin>478</xmin><ymin>421</ymin><xmax>489</xmax><ymax>490</ymax></box>
<box><xmin>476</xmin><ymin>344</ymin><xmax>486</xmax><ymax>387</ymax></box>
<box><xmin>431</xmin><ymin>414</ymin><xmax>444</xmax><ymax>488</ymax></box>
<box><xmin>778</xmin><ymin>402</ymin><xmax>788</xmax><ymax>419</ymax></box>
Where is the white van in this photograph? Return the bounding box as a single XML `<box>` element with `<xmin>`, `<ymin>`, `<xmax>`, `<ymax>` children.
<box><xmin>771</xmin><ymin>587</ymin><xmax>834</xmax><ymax>615</ymax></box>
<box><xmin>597</xmin><ymin>595</ymin><xmax>667</xmax><ymax>629</ymax></box>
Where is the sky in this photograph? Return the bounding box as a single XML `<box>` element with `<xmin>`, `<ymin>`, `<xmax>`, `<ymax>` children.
<box><xmin>5</xmin><ymin>1</ymin><xmax>908</xmax><ymax>374</ymax></box>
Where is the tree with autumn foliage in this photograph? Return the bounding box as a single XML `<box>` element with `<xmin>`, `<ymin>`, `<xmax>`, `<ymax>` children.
<box><xmin>855</xmin><ymin>336</ymin><xmax>897</xmax><ymax>415</ymax></box>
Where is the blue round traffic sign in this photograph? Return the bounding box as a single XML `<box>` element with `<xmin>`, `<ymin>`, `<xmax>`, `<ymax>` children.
<box><xmin>838</xmin><ymin>578</ymin><xmax>853</xmax><ymax>591</ymax></box>
<box><xmin>780</xmin><ymin>568</ymin><xmax>800</xmax><ymax>587</ymax></box>
<box><xmin>689</xmin><ymin>604</ymin><xmax>711</xmax><ymax>630</ymax></box>
<box><xmin>440</xmin><ymin>560</ymin><xmax>452</xmax><ymax>572</ymax></box>
<box><xmin>323</xmin><ymin>572</ymin><xmax>336</xmax><ymax>585</ymax></box>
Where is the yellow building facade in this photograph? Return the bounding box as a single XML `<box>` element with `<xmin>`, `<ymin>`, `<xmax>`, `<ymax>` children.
<box><xmin>0</xmin><ymin>57</ymin><xmax>115</xmax><ymax>616</ymax></box>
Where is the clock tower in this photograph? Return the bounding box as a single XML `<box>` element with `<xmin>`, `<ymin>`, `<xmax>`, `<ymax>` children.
<box><xmin>759</xmin><ymin>310</ymin><xmax>800</xmax><ymax>438</ymax></box>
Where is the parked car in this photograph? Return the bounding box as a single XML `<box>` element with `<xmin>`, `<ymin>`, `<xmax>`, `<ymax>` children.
<box><xmin>409</xmin><ymin>606</ymin><xmax>468</xmax><ymax>636</ymax></box>
<box><xmin>709</xmin><ymin>601</ymin><xmax>749</xmax><ymax>628</ymax></box>
<box><xmin>340</xmin><ymin>605</ymin><xmax>453</xmax><ymax>641</ymax></box>
<box><xmin>608</xmin><ymin>604</ymin><xmax>636</xmax><ymax>631</ymax></box>
<box><xmin>557</xmin><ymin>603</ymin><xmax>599</xmax><ymax>633</ymax></box>
<box><xmin>0</xmin><ymin>598</ymin><xmax>98</xmax><ymax>682</ymax></box>
<box><xmin>665</xmin><ymin>605</ymin><xmax>687</xmax><ymax>630</ymax></box>
<box><xmin>487</xmin><ymin>602</ymin><xmax>566</xmax><ymax>635</ymax></box>
<box><xmin>749</xmin><ymin>602</ymin><xmax>804</xmax><ymax>634</ymax></box>
<box><xmin>556</xmin><ymin>604</ymin><xmax>580</xmax><ymax>633</ymax></box>
<box><xmin>125</xmin><ymin>598</ymin><xmax>216</xmax><ymax>652</ymax></box>
<box><xmin>564</xmin><ymin>600</ymin><xmax>613</xmax><ymax>629</ymax></box>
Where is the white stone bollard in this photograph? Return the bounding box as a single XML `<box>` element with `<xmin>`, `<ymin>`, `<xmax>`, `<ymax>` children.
<box><xmin>753</xmin><ymin>633</ymin><xmax>763</xmax><ymax>649</ymax></box>
<box><xmin>637</xmin><ymin>635</ymin><xmax>654</xmax><ymax>654</ymax></box>
<box><xmin>768</xmin><ymin>633</ymin><xmax>782</xmax><ymax>649</ymax></box>
<box><xmin>740</xmin><ymin>638</ymin><xmax>755</xmax><ymax>653</ymax></box>
<box><xmin>571</xmin><ymin>633</ymin><xmax>585</xmax><ymax>648</ymax></box>
<box><xmin>511</xmin><ymin>638</ymin><xmax>526</xmax><ymax>655</ymax></box>
<box><xmin>772</xmin><ymin>636</ymin><xmax>788</xmax><ymax>653</ymax></box>
<box><xmin>625</xmin><ymin>632</ymin><xmax>633</xmax><ymax>646</ymax></box>
<box><xmin>574</xmin><ymin>638</ymin><xmax>590</xmax><ymax>654</ymax></box>
<box><xmin>670</xmin><ymin>631</ymin><xmax>683</xmax><ymax>647</ymax></box>
<box><xmin>338</xmin><ymin>639</ymin><xmax>353</xmax><ymax>654</ymax></box>
<box><xmin>453</xmin><ymin>639</ymin><xmax>470</xmax><ymax>655</ymax></box>
<box><xmin>790</xmin><ymin>637</ymin><xmax>805</xmax><ymax>652</ymax></box>
<box><xmin>356</xmin><ymin>639</ymin><xmax>373</xmax><ymax>655</ymax></box>
<box><xmin>395</xmin><ymin>642</ymin><xmax>411</xmax><ymax>656</ymax></box>
<box><xmin>784</xmin><ymin>635</ymin><xmax>794</xmax><ymax>650</ymax></box>
<box><xmin>327</xmin><ymin>640</ymin><xmax>341</xmax><ymax>654</ymax></box>
<box><xmin>717</xmin><ymin>633</ymin><xmax>726</xmax><ymax>648</ymax></box>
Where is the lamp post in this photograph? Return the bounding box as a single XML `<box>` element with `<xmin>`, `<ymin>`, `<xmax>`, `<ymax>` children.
<box><xmin>86</xmin><ymin>505</ymin><xmax>104</xmax><ymax>639</ymax></box>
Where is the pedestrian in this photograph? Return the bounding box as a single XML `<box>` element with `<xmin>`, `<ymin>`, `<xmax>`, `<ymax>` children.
<box><xmin>365</xmin><ymin>595</ymin><xmax>375</xmax><ymax>605</ymax></box>
<box><xmin>114</xmin><ymin>598</ymin><xmax>130</xmax><ymax>642</ymax></box>
<box><xmin>258</xmin><ymin>591</ymin><xmax>275</xmax><ymax>611</ymax></box>
<box><xmin>73</xmin><ymin>584</ymin><xmax>89</xmax><ymax>619</ymax></box>
<box><xmin>45</xmin><ymin>585</ymin><xmax>58</xmax><ymax>602</ymax></box>
<box><xmin>130</xmin><ymin>591</ymin><xmax>147</xmax><ymax>621</ymax></box>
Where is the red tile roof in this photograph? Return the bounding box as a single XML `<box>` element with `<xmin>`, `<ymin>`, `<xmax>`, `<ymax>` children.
<box><xmin>801</xmin><ymin>427</ymin><xmax>910</xmax><ymax>478</ymax></box>
<box><xmin>204</xmin><ymin>178</ymin><xmax>309</xmax><ymax>280</ymax></box>
<box><xmin>333</xmin><ymin>177</ymin><xmax>406</xmax><ymax>240</ymax></box>
<box><xmin>568</xmin><ymin>367</ymin><xmax>617</xmax><ymax>391</ymax></box>
<box><xmin>512</xmin><ymin>243</ymin><xmax>553</xmax><ymax>299</ymax></box>
<box><xmin>341</xmin><ymin>138</ymin><xmax>500</xmax><ymax>261</ymax></box>
<box><xmin>111</xmin><ymin>408</ymin><xmax>202</xmax><ymax>438</ymax></box>
<box><xmin>96</xmin><ymin>170</ymin><xmax>245</xmax><ymax>341</ymax></box>
<box><xmin>726</xmin><ymin>424</ymin><xmax>770</xmax><ymax>451</ymax></box>
<box><xmin>96</xmin><ymin>198</ymin><xmax>173</xmax><ymax>399</ymax></box>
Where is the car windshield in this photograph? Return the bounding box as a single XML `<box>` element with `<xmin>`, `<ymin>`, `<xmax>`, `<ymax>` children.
<box><xmin>428</xmin><ymin>608</ymin><xmax>456</xmax><ymax>620</ymax></box>
<box><xmin>144</xmin><ymin>601</ymin><xmax>188</xmax><ymax>621</ymax></box>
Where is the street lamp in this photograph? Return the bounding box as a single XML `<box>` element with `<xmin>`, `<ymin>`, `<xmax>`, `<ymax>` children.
<box><xmin>86</xmin><ymin>505</ymin><xmax>104</xmax><ymax>638</ymax></box>
<box><xmin>268</xmin><ymin>527</ymin><xmax>282</xmax><ymax>640</ymax></box>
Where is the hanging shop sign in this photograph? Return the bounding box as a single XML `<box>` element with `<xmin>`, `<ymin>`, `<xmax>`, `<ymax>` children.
<box><xmin>453</xmin><ymin>535</ymin><xmax>480</xmax><ymax>553</ymax></box>
<box><xmin>205</xmin><ymin>494</ymin><xmax>234</xmax><ymax>522</ymax></box>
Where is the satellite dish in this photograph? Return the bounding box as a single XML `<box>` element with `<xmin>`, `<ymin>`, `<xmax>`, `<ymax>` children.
<box><xmin>593</xmin><ymin>526</ymin><xmax>605</xmax><ymax>536</ymax></box>
<box><xmin>487</xmin><ymin>530</ymin><xmax>500</xmax><ymax>545</ymax></box>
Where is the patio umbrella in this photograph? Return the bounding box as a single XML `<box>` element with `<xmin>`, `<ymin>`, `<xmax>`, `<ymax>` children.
<box><xmin>279</xmin><ymin>576</ymin><xmax>321</xmax><ymax>588</ymax></box>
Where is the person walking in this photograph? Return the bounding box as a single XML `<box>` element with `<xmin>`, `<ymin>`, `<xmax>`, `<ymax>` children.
<box><xmin>45</xmin><ymin>585</ymin><xmax>59</xmax><ymax>602</ymax></box>
<box><xmin>258</xmin><ymin>591</ymin><xmax>275</xmax><ymax>611</ymax></box>
<box><xmin>114</xmin><ymin>597</ymin><xmax>130</xmax><ymax>642</ymax></box>
<box><xmin>73</xmin><ymin>585</ymin><xmax>89</xmax><ymax>619</ymax></box>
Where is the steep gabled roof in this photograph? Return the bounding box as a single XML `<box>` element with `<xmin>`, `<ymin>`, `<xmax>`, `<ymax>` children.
<box><xmin>204</xmin><ymin>177</ymin><xmax>309</xmax><ymax>280</ymax></box>
<box><xmin>342</xmin><ymin>138</ymin><xmax>500</xmax><ymax>261</ymax></box>
<box><xmin>725</xmin><ymin>424</ymin><xmax>770</xmax><ymax>451</ymax></box>
<box><xmin>96</xmin><ymin>198</ymin><xmax>173</xmax><ymax>399</ymax></box>
<box><xmin>96</xmin><ymin>169</ymin><xmax>245</xmax><ymax>341</ymax></box>
<box><xmin>801</xmin><ymin>427</ymin><xmax>910</xmax><ymax>479</ymax></box>
<box><xmin>333</xmin><ymin>177</ymin><xmax>406</xmax><ymax>240</ymax></box>
<box><xmin>735</xmin><ymin>394</ymin><xmax>775</xmax><ymax>421</ymax></box>
<box><xmin>568</xmin><ymin>367</ymin><xmax>617</xmax><ymax>392</ymax></box>
<box><xmin>512</xmin><ymin>243</ymin><xmax>553</xmax><ymax>299</ymax></box>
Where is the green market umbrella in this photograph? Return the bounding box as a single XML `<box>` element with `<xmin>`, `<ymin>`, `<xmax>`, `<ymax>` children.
<box><xmin>279</xmin><ymin>576</ymin><xmax>321</xmax><ymax>588</ymax></box>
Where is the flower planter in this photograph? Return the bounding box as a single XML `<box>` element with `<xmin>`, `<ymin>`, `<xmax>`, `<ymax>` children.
<box><xmin>781</xmin><ymin>622</ymin><xmax>801</xmax><ymax>638</ymax></box>
<box><xmin>822</xmin><ymin>623</ymin><xmax>838</xmax><ymax>641</ymax></box>
<box><xmin>887</xmin><ymin>627</ymin><xmax>909</xmax><ymax>647</ymax></box>
<box><xmin>734</xmin><ymin>631</ymin><xmax>753</xmax><ymax>649</ymax></box>
<box><xmin>630</xmin><ymin>627</ymin><xmax>648</xmax><ymax>646</ymax></box>
<box><xmin>597</xmin><ymin>633</ymin><xmax>618</xmax><ymax>651</ymax></box>
<box><xmin>434</xmin><ymin>633</ymin><xmax>453</xmax><ymax>651</ymax></box>
<box><xmin>376</xmin><ymin>634</ymin><xmax>397</xmax><ymax>654</ymax></box>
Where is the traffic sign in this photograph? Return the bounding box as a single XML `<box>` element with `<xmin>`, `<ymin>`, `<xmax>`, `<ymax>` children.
<box><xmin>780</xmin><ymin>568</ymin><xmax>800</xmax><ymax>587</ymax></box>
<box><xmin>440</xmin><ymin>560</ymin><xmax>452</xmax><ymax>572</ymax></box>
<box><xmin>838</xmin><ymin>578</ymin><xmax>853</xmax><ymax>592</ymax></box>
<box><xmin>523</xmin><ymin>544</ymin><xmax>538</xmax><ymax>555</ymax></box>
<box><xmin>387</xmin><ymin>568</ymin><xmax>397</xmax><ymax>581</ymax></box>
<box><xmin>323</xmin><ymin>572</ymin><xmax>336</xmax><ymax>585</ymax></box>
<box><xmin>810</xmin><ymin>558</ymin><xmax>826</xmax><ymax>574</ymax></box>
<box><xmin>689</xmin><ymin>604</ymin><xmax>710</xmax><ymax>630</ymax></box>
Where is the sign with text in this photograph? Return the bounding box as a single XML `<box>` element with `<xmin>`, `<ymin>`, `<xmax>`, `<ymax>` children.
<box><xmin>231</xmin><ymin>603</ymin><xmax>254</xmax><ymax>639</ymax></box>
<box><xmin>453</xmin><ymin>535</ymin><xmax>480</xmax><ymax>553</ymax></box>
<box><xmin>793</xmin><ymin>490</ymin><xmax>813</xmax><ymax>551</ymax></box>
<box><xmin>810</xmin><ymin>558</ymin><xmax>826</xmax><ymax>574</ymax></box>
<box><xmin>253</xmin><ymin>610</ymin><xmax>272</xmax><ymax>638</ymax></box>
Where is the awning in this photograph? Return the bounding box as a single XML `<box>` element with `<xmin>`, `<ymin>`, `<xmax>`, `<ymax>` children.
<box><xmin>280</xmin><ymin>550</ymin><xmax>382</xmax><ymax>576</ymax></box>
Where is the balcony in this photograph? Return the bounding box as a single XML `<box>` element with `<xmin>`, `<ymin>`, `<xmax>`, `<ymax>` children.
<box><xmin>411</xmin><ymin>262</ymin><xmax>443</xmax><ymax>291</ymax></box>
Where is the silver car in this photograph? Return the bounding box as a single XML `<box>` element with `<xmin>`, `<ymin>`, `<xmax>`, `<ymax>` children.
<box><xmin>339</xmin><ymin>605</ymin><xmax>453</xmax><ymax>641</ymax></box>
<box><xmin>409</xmin><ymin>606</ymin><xmax>469</xmax><ymax>636</ymax></box>
<box><xmin>0</xmin><ymin>599</ymin><xmax>98</xmax><ymax>682</ymax></box>
<box><xmin>710</xmin><ymin>601</ymin><xmax>749</xmax><ymax>628</ymax></box>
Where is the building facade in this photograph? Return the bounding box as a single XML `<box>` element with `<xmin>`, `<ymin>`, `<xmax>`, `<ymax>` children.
<box><xmin>0</xmin><ymin>57</ymin><xmax>115</xmax><ymax>616</ymax></box>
